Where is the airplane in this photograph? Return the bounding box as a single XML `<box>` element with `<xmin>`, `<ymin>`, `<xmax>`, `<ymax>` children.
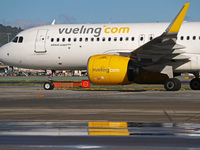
<box><xmin>0</xmin><ymin>3</ymin><xmax>199</xmax><ymax>91</ymax></box>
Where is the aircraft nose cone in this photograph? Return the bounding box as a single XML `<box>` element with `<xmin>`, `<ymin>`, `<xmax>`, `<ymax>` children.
<box><xmin>0</xmin><ymin>43</ymin><xmax>15</xmax><ymax>66</ymax></box>
<box><xmin>0</xmin><ymin>45</ymin><xmax>7</xmax><ymax>63</ymax></box>
<box><xmin>0</xmin><ymin>47</ymin><xmax>2</xmax><ymax>61</ymax></box>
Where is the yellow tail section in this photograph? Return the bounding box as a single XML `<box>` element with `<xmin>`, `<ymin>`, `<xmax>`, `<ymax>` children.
<box><xmin>167</xmin><ymin>3</ymin><xmax>190</xmax><ymax>33</ymax></box>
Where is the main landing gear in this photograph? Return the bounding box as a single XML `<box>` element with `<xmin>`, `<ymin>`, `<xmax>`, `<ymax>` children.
<box><xmin>190</xmin><ymin>72</ymin><xmax>200</xmax><ymax>90</ymax></box>
<box><xmin>190</xmin><ymin>78</ymin><xmax>200</xmax><ymax>90</ymax></box>
<box><xmin>164</xmin><ymin>72</ymin><xmax>200</xmax><ymax>91</ymax></box>
<box><xmin>164</xmin><ymin>78</ymin><xmax>181</xmax><ymax>91</ymax></box>
<box><xmin>43</xmin><ymin>70</ymin><xmax>55</xmax><ymax>90</ymax></box>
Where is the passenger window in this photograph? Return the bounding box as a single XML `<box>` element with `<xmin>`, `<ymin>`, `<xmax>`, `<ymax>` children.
<box><xmin>181</xmin><ymin>36</ymin><xmax>184</xmax><ymax>40</ymax></box>
<box><xmin>79</xmin><ymin>38</ymin><xmax>82</xmax><ymax>42</ymax></box>
<box><xmin>131</xmin><ymin>37</ymin><xmax>134</xmax><ymax>41</ymax></box>
<box><xmin>193</xmin><ymin>36</ymin><xmax>196</xmax><ymax>40</ymax></box>
<box><xmin>12</xmin><ymin>36</ymin><xmax>18</xmax><ymax>43</ymax></box>
<box><xmin>85</xmin><ymin>38</ymin><xmax>88</xmax><ymax>42</ymax></box>
<box><xmin>114</xmin><ymin>37</ymin><xmax>117</xmax><ymax>41</ymax></box>
<box><xmin>187</xmin><ymin>36</ymin><xmax>190</xmax><ymax>40</ymax></box>
<box><xmin>18</xmin><ymin>37</ymin><xmax>23</xmax><ymax>43</ymax></box>
<box><xmin>149</xmin><ymin>37</ymin><xmax>153</xmax><ymax>41</ymax></box>
<box><xmin>102</xmin><ymin>37</ymin><xmax>105</xmax><ymax>42</ymax></box>
<box><xmin>62</xmin><ymin>38</ymin><xmax>65</xmax><ymax>42</ymax></box>
<box><xmin>140</xmin><ymin>37</ymin><xmax>143</xmax><ymax>41</ymax></box>
<box><xmin>125</xmin><ymin>37</ymin><xmax>129</xmax><ymax>41</ymax></box>
<box><xmin>51</xmin><ymin>38</ymin><xmax>54</xmax><ymax>42</ymax></box>
<box><xmin>97</xmin><ymin>37</ymin><xmax>100</xmax><ymax>41</ymax></box>
<box><xmin>74</xmin><ymin>38</ymin><xmax>77</xmax><ymax>42</ymax></box>
<box><xmin>108</xmin><ymin>37</ymin><xmax>111</xmax><ymax>41</ymax></box>
<box><xmin>68</xmin><ymin>38</ymin><xmax>71</xmax><ymax>42</ymax></box>
<box><xmin>91</xmin><ymin>37</ymin><xmax>94</xmax><ymax>42</ymax></box>
<box><xmin>57</xmin><ymin>38</ymin><xmax>59</xmax><ymax>42</ymax></box>
<box><xmin>120</xmin><ymin>37</ymin><xmax>123</xmax><ymax>41</ymax></box>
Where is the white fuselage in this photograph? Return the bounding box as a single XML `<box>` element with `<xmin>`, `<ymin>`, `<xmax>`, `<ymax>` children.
<box><xmin>0</xmin><ymin>22</ymin><xmax>200</xmax><ymax>73</ymax></box>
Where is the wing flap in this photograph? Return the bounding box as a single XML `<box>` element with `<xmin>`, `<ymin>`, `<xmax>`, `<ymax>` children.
<box><xmin>146</xmin><ymin>49</ymin><xmax>186</xmax><ymax>55</ymax></box>
<box><xmin>164</xmin><ymin>54</ymin><xmax>190</xmax><ymax>60</ymax></box>
<box><xmin>151</xmin><ymin>44</ymin><xmax>186</xmax><ymax>50</ymax></box>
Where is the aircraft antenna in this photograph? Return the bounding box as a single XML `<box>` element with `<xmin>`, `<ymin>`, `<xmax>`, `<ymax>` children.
<box><xmin>51</xmin><ymin>20</ymin><xmax>56</xmax><ymax>25</ymax></box>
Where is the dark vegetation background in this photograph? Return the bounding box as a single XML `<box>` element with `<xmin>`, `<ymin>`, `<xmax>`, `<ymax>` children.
<box><xmin>0</xmin><ymin>24</ymin><xmax>22</xmax><ymax>47</ymax></box>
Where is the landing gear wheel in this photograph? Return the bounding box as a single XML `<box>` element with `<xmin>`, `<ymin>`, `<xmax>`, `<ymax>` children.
<box><xmin>44</xmin><ymin>82</ymin><xmax>54</xmax><ymax>90</ymax></box>
<box><xmin>164</xmin><ymin>78</ymin><xmax>181</xmax><ymax>91</ymax></box>
<box><xmin>190</xmin><ymin>78</ymin><xmax>200</xmax><ymax>90</ymax></box>
<box><xmin>50</xmin><ymin>82</ymin><xmax>54</xmax><ymax>90</ymax></box>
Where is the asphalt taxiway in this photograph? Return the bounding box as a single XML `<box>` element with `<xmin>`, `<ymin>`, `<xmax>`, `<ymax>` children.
<box><xmin>0</xmin><ymin>86</ymin><xmax>200</xmax><ymax>122</ymax></box>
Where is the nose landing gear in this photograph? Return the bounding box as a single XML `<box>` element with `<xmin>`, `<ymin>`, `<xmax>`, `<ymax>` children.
<box><xmin>43</xmin><ymin>70</ymin><xmax>55</xmax><ymax>90</ymax></box>
<box><xmin>44</xmin><ymin>82</ymin><xmax>54</xmax><ymax>90</ymax></box>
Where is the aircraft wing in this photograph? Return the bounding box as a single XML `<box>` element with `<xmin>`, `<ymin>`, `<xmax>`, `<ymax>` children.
<box><xmin>131</xmin><ymin>3</ymin><xmax>190</xmax><ymax>67</ymax></box>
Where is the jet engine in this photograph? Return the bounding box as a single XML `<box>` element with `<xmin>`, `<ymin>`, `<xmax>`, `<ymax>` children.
<box><xmin>87</xmin><ymin>55</ymin><xmax>141</xmax><ymax>85</ymax></box>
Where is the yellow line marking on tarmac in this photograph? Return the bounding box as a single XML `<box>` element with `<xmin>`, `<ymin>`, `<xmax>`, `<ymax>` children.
<box><xmin>2</xmin><ymin>92</ymin><xmax>45</xmax><ymax>100</ymax></box>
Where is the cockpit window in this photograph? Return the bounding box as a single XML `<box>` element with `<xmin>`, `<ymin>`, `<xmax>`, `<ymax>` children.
<box><xmin>12</xmin><ymin>36</ymin><xmax>23</xmax><ymax>43</ymax></box>
<box><xmin>12</xmin><ymin>36</ymin><xmax>18</xmax><ymax>43</ymax></box>
<box><xmin>19</xmin><ymin>37</ymin><xmax>23</xmax><ymax>43</ymax></box>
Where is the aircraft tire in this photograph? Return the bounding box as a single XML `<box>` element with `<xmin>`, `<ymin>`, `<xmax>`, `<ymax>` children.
<box><xmin>50</xmin><ymin>82</ymin><xmax>54</xmax><ymax>90</ymax></box>
<box><xmin>164</xmin><ymin>78</ymin><xmax>181</xmax><ymax>91</ymax></box>
<box><xmin>190</xmin><ymin>78</ymin><xmax>200</xmax><ymax>90</ymax></box>
<box><xmin>44</xmin><ymin>82</ymin><xmax>54</xmax><ymax>90</ymax></box>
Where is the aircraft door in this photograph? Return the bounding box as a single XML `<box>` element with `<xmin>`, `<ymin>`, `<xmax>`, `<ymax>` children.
<box><xmin>35</xmin><ymin>29</ymin><xmax>48</xmax><ymax>53</ymax></box>
<box><xmin>138</xmin><ymin>34</ymin><xmax>145</xmax><ymax>46</ymax></box>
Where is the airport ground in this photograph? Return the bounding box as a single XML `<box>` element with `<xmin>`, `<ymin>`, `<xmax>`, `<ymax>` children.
<box><xmin>0</xmin><ymin>76</ymin><xmax>200</xmax><ymax>149</ymax></box>
<box><xmin>0</xmin><ymin>86</ymin><xmax>200</xmax><ymax>123</ymax></box>
<box><xmin>0</xmin><ymin>76</ymin><xmax>199</xmax><ymax>123</ymax></box>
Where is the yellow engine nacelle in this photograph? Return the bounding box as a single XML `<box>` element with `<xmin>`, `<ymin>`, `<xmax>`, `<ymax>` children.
<box><xmin>87</xmin><ymin>55</ymin><xmax>138</xmax><ymax>85</ymax></box>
